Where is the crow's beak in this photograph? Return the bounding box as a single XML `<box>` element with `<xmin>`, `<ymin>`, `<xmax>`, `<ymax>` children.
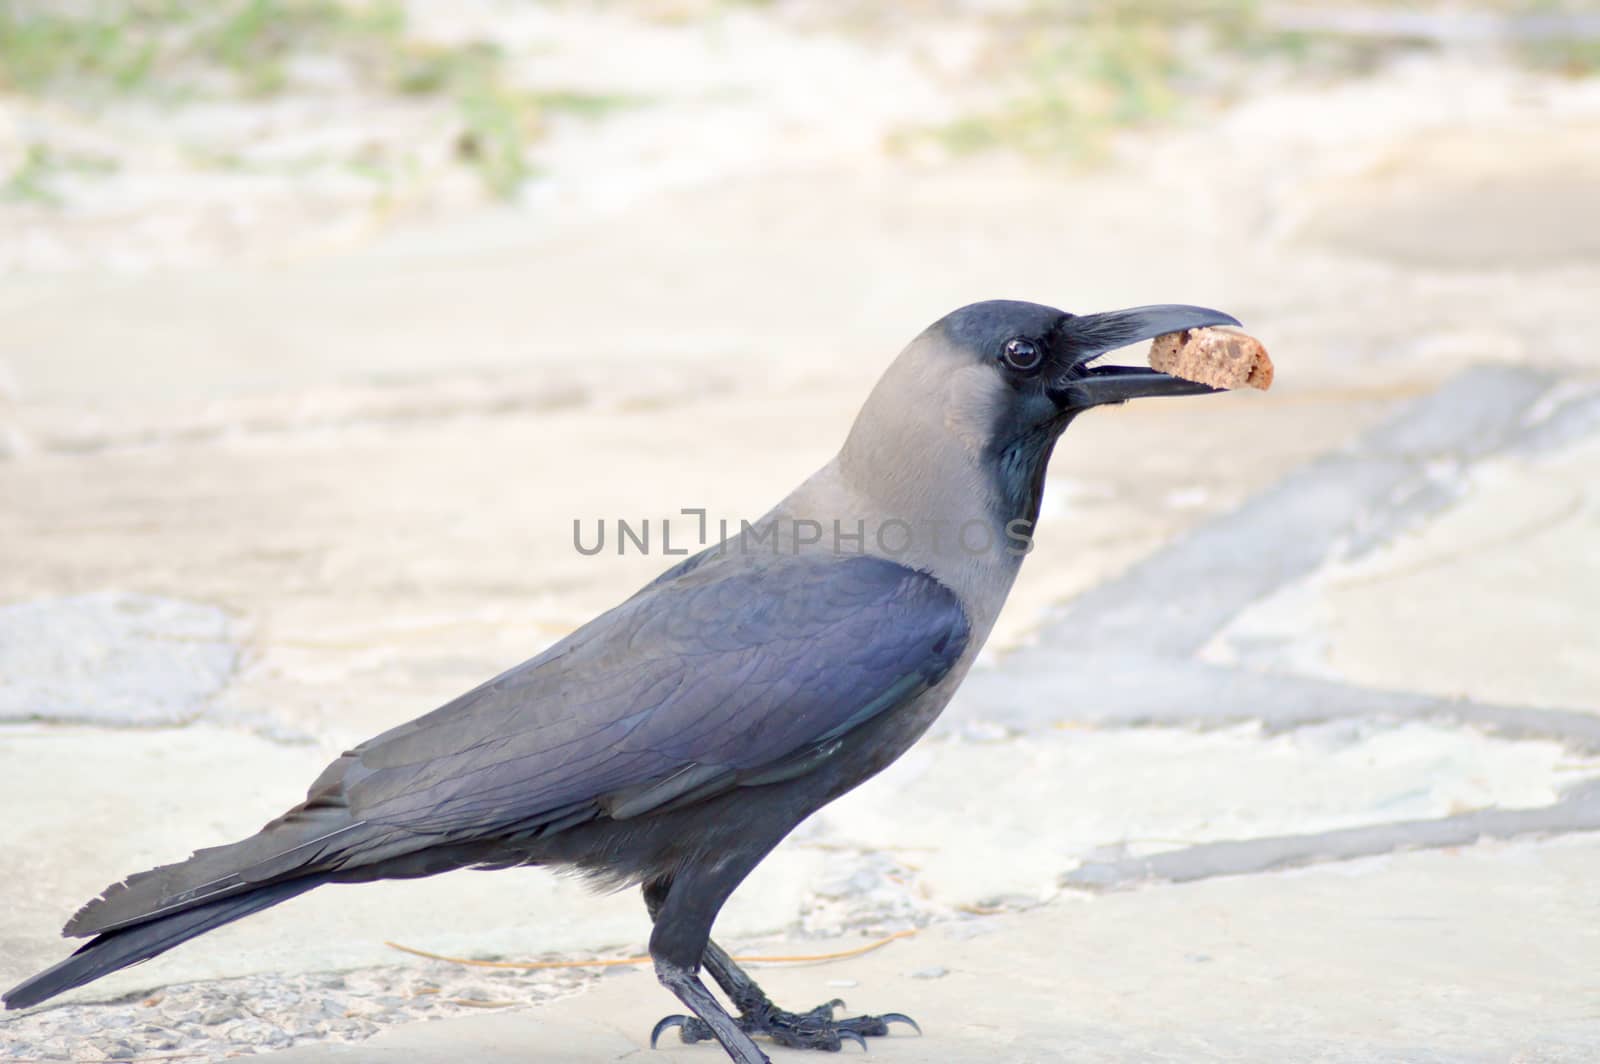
<box><xmin>1047</xmin><ymin>303</ymin><xmax>1241</xmax><ymax>410</ymax></box>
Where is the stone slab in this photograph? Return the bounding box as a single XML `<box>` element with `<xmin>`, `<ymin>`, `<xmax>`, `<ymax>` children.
<box><xmin>258</xmin><ymin>835</ymin><xmax>1600</xmax><ymax>1063</ymax></box>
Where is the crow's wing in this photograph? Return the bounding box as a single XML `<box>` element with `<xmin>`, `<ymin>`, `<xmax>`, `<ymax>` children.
<box><xmin>59</xmin><ymin>551</ymin><xmax>969</xmax><ymax>939</ymax></box>
<box><xmin>326</xmin><ymin>551</ymin><xmax>969</xmax><ymax>838</ymax></box>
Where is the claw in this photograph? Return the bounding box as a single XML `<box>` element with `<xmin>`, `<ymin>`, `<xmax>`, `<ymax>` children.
<box><xmin>839</xmin><ymin>1029</ymin><xmax>869</xmax><ymax>1052</ymax></box>
<box><xmin>824</xmin><ymin>997</ymin><xmax>847</xmax><ymax>1014</ymax></box>
<box><xmin>651</xmin><ymin>1014</ymin><xmax>690</xmax><ymax>1048</ymax></box>
<box><xmin>879</xmin><ymin>1013</ymin><xmax>921</xmax><ymax>1036</ymax></box>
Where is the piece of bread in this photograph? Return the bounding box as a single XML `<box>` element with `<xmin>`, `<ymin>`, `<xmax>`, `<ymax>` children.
<box><xmin>1148</xmin><ymin>326</ymin><xmax>1273</xmax><ymax>391</ymax></box>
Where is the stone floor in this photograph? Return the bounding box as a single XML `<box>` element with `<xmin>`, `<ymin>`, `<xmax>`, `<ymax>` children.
<box><xmin>2</xmin><ymin>19</ymin><xmax>1599</xmax><ymax>1064</ymax></box>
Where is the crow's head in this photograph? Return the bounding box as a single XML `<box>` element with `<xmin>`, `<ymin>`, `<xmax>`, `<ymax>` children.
<box><xmin>841</xmin><ymin>299</ymin><xmax>1242</xmax><ymax>529</ymax></box>
<box><xmin>932</xmin><ymin>298</ymin><xmax>1241</xmax><ymax>435</ymax></box>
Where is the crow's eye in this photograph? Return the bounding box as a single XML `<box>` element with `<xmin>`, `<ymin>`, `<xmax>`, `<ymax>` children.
<box><xmin>1001</xmin><ymin>337</ymin><xmax>1042</xmax><ymax>373</ymax></box>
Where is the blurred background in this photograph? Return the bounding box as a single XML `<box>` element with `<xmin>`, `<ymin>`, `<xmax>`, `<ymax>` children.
<box><xmin>3</xmin><ymin>1</ymin><xmax>1600</xmax><ymax>1060</ymax></box>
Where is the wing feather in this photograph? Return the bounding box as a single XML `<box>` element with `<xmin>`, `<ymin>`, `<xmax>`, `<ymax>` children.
<box><xmin>334</xmin><ymin>551</ymin><xmax>968</xmax><ymax>835</ymax></box>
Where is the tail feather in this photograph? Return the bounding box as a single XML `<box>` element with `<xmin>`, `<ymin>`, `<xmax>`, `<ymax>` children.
<box><xmin>4</xmin><ymin>875</ymin><xmax>328</xmax><ymax>1010</ymax></box>
<box><xmin>64</xmin><ymin>807</ymin><xmax>367</xmax><ymax>939</ymax></box>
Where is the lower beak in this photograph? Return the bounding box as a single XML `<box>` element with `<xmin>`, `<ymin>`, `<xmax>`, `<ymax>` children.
<box><xmin>1047</xmin><ymin>303</ymin><xmax>1241</xmax><ymax>410</ymax></box>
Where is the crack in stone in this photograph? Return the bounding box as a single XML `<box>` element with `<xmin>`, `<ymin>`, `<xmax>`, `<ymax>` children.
<box><xmin>1061</xmin><ymin>780</ymin><xmax>1600</xmax><ymax>892</ymax></box>
<box><xmin>954</xmin><ymin>655</ymin><xmax>1600</xmax><ymax>752</ymax></box>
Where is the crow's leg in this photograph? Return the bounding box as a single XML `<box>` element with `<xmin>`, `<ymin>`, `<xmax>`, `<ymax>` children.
<box><xmin>646</xmin><ymin>880</ymin><xmax>919</xmax><ymax>1053</ymax></box>
<box><xmin>644</xmin><ymin>873</ymin><xmax>769</xmax><ymax>1064</ymax></box>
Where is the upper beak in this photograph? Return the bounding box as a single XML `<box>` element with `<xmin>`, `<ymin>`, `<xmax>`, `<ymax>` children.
<box><xmin>1047</xmin><ymin>303</ymin><xmax>1241</xmax><ymax>410</ymax></box>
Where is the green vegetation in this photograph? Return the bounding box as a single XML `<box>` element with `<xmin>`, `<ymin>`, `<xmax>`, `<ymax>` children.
<box><xmin>3</xmin><ymin>0</ymin><xmax>1591</xmax><ymax>202</ymax></box>
<box><xmin>1</xmin><ymin>142</ymin><xmax>119</xmax><ymax>206</ymax></box>
<box><xmin>0</xmin><ymin>1</ymin><xmax>406</xmax><ymax>100</ymax></box>
<box><xmin>0</xmin><ymin>0</ymin><xmax>643</xmax><ymax>200</ymax></box>
<box><xmin>924</xmin><ymin>0</ymin><xmax>1364</xmax><ymax>161</ymax></box>
<box><xmin>1513</xmin><ymin>0</ymin><xmax>1600</xmax><ymax>75</ymax></box>
<box><xmin>934</xmin><ymin>10</ymin><xmax>1183</xmax><ymax>159</ymax></box>
<box><xmin>924</xmin><ymin>0</ymin><xmax>1600</xmax><ymax>161</ymax></box>
<box><xmin>3</xmin><ymin>143</ymin><xmax>63</xmax><ymax>204</ymax></box>
<box><xmin>1523</xmin><ymin>35</ymin><xmax>1600</xmax><ymax>76</ymax></box>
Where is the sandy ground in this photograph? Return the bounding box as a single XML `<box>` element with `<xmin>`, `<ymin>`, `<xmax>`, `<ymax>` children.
<box><xmin>3</xmin><ymin>7</ymin><xmax>1600</xmax><ymax>1062</ymax></box>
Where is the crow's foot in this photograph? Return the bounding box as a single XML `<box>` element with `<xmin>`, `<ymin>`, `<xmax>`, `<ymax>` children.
<box><xmin>652</xmin><ymin>999</ymin><xmax>919</xmax><ymax>1052</ymax></box>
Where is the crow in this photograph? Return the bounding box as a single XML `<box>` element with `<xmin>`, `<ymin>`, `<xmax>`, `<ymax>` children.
<box><xmin>6</xmin><ymin>300</ymin><xmax>1240</xmax><ymax>1063</ymax></box>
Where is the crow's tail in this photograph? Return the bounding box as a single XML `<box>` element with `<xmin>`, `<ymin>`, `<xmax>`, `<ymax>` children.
<box><xmin>3</xmin><ymin>875</ymin><xmax>328</xmax><ymax>1010</ymax></box>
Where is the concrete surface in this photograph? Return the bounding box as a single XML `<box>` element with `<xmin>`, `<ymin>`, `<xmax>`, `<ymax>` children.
<box><xmin>265</xmin><ymin>836</ymin><xmax>1600</xmax><ymax>1063</ymax></box>
<box><xmin>4</xmin><ymin>9</ymin><xmax>1600</xmax><ymax>1063</ymax></box>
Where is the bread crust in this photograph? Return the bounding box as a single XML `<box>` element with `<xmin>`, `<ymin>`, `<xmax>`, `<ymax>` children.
<box><xmin>1148</xmin><ymin>327</ymin><xmax>1273</xmax><ymax>391</ymax></box>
